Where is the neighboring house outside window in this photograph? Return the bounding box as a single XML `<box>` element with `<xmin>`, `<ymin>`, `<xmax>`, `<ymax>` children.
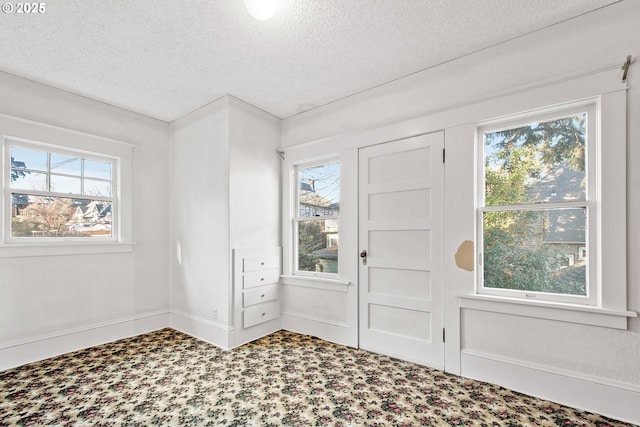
<box><xmin>477</xmin><ymin>102</ymin><xmax>597</xmax><ymax>305</ymax></box>
<box><xmin>294</xmin><ymin>160</ymin><xmax>340</xmax><ymax>276</ymax></box>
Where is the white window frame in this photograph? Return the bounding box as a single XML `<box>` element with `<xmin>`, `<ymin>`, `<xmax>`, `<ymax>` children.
<box><xmin>292</xmin><ymin>157</ymin><xmax>340</xmax><ymax>279</ymax></box>
<box><xmin>477</xmin><ymin>101</ymin><xmax>598</xmax><ymax>305</ymax></box>
<box><xmin>457</xmin><ymin>69</ymin><xmax>635</xmax><ymax>329</ymax></box>
<box><xmin>4</xmin><ymin>137</ymin><xmax>119</xmax><ymax>243</ymax></box>
<box><xmin>0</xmin><ymin>113</ymin><xmax>134</xmax><ymax>257</ymax></box>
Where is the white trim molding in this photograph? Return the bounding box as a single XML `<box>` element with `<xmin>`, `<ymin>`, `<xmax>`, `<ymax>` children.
<box><xmin>280</xmin><ymin>276</ymin><xmax>350</xmax><ymax>291</ymax></box>
<box><xmin>281</xmin><ymin>313</ymin><xmax>352</xmax><ymax>348</ymax></box>
<box><xmin>461</xmin><ymin>349</ymin><xmax>640</xmax><ymax>425</ymax></box>
<box><xmin>169</xmin><ymin>310</ymin><xmax>233</xmax><ymax>351</ymax></box>
<box><xmin>0</xmin><ymin>242</ymin><xmax>135</xmax><ymax>258</ymax></box>
<box><xmin>459</xmin><ymin>294</ymin><xmax>637</xmax><ymax>329</ymax></box>
<box><xmin>0</xmin><ymin>112</ymin><xmax>136</xmax><ymax>251</ymax></box>
<box><xmin>0</xmin><ymin>310</ymin><xmax>169</xmax><ymax>371</ymax></box>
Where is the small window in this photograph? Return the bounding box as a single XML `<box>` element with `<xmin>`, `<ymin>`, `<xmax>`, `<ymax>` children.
<box><xmin>5</xmin><ymin>140</ymin><xmax>118</xmax><ymax>242</ymax></box>
<box><xmin>294</xmin><ymin>160</ymin><xmax>340</xmax><ymax>276</ymax></box>
<box><xmin>478</xmin><ymin>103</ymin><xmax>596</xmax><ymax>304</ymax></box>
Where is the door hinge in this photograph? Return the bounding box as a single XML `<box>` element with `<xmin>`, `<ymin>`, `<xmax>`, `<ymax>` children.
<box><xmin>442</xmin><ymin>328</ymin><xmax>445</xmax><ymax>343</ymax></box>
<box><xmin>442</xmin><ymin>148</ymin><xmax>445</xmax><ymax>163</ymax></box>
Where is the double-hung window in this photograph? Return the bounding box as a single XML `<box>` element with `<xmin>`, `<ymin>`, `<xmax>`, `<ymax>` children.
<box><xmin>294</xmin><ymin>160</ymin><xmax>340</xmax><ymax>277</ymax></box>
<box><xmin>4</xmin><ymin>139</ymin><xmax>118</xmax><ymax>242</ymax></box>
<box><xmin>478</xmin><ymin>102</ymin><xmax>597</xmax><ymax>305</ymax></box>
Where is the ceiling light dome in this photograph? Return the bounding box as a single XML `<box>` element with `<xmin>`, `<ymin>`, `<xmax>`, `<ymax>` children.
<box><xmin>244</xmin><ymin>0</ymin><xmax>278</xmax><ymax>20</ymax></box>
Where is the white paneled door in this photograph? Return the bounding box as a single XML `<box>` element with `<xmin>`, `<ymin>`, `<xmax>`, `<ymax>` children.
<box><xmin>358</xmin><ymin>132</ymin><xmax>444</xmax><ymax>369</ymax></box>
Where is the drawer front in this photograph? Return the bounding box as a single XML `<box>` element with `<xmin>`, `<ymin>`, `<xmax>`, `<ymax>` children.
<box><xmin>243</xmin><ymin>301</ymin><xmax>279</xmax><ymax>328</ymax></box>
<box><xmin>243</xmin><ymin>255</ymin><xmax>280</xmax><ymax>272</ymax></box>
<box><xmin>243</xmin><ymin>269</ymin><xmax>279</xmax><ymax>289</ymax></box>
<box><xmin>243</xmin><ymin>284</ymin><xmax>279</xmax><ymax>307</ymax></box>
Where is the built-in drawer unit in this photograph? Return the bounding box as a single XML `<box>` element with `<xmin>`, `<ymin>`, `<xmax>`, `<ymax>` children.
<box><xmin>233</xmin><ymin>247</ymin><xmax>282</xmax><ymax>347</ymax></box>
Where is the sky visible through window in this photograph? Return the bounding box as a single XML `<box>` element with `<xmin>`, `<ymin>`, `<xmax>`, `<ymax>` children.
<box><xmin>11</xmin><ymin>145</ymin><xmax>112</xmax><ymax>197</ymax></box>
<box><xmin>298</xmin><ymin>161</ymin><xmax>340</xmax><ymax>207</ymax></box>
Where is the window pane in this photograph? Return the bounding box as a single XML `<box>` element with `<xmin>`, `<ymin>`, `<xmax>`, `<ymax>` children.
<box><xmin>9</xmin><ymin>171</ymin><xmax>47</xmax><ymax>191</ymax></box>
<box><xmin>10</xmin><ymin>146</ymin><xmax>47</xmax><ymax>171</ymax></box>
<box><xmin>11</xmin><ymin>194</ymin><xmax>112</xmax><ymax>238</ymax></box>
<box><xmin>83</xmin><ymin>179</ymin><xmax>111</xmax><ymax>197</ymax></box>
<box><xmin>50</xmin><ymin>153</ymin><xmax>81</xmax><ymax>176</ymax></box>
<box><xmin>84</xmin><ymin>159</ymin><xmax>112</xmax><ymax>180</ymax></box>
<box><xmin>50</xmin><ymin>174</ymin><xmax>81</xmax><ymax>194</ymax></box>
<box><xmin>484</xmin><ymin>113</ymin><xmax>586</xmax><ymax>206</ymax></box>
<box><xmin>483</xmin><ymin>208</ymin><xmax>587</xmax><ymax>295</ymax></box>
<box><xmin>297</xmin><ymin>219</ymin><xmax>339</xmax><ymax>274</ymax></box>
<box><xmin>298</xmin><ymin>162</ymin><xmax>340</xmax><ymax>218</ymax></box>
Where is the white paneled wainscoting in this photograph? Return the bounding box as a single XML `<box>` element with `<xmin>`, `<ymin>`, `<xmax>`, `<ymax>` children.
<box><xmin>460</xmin><ymin>349</ymin><xmax>640</xmax><ymax>424</ymax></box>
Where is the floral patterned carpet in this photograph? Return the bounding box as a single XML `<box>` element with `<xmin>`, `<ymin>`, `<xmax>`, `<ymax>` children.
<box><xmin>0</xmin><ymin>329</ymin><xmax>634</xmax><ymax>426</ymax></box>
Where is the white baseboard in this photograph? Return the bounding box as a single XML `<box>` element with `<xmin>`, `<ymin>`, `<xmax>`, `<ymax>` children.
<box><xmin>281</xmin><ymin>312</ymin><xmax>356</xmax><ymax>348</ymax></box>
<box><xmin>0</xmin><ymin>310</ymin><xmax>170</xmax><ymax>371</ymax></box>
<box><xmin>169</xmin><ymin>310</ymin><xmax>233</xmax><ymax>350</ymax></box>
<box><xmin>460</xmin><ymin>349</ymin><xmax>640</xmax><ymax>425</ymax></box>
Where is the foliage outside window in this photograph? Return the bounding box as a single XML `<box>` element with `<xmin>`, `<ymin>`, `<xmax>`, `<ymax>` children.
<box><xmin>478</xmin><ymin>104</ymin><xmax>596</xmax><ymax>304</ymax></box>
<box><xmin>5</xmin><ymin>140</ymin><xmax>117</xmax><ymax>242</ymax></box>
<box><xmin>295</xmin><ymin>160</ymin><xmax>340</xmax><ymax>276</ymax></box>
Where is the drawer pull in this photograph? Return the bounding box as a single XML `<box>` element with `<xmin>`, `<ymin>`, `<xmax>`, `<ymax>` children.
<box><xmin>261</xmin><ymin>312</ymin><xmax>266</xmax><ymax>316</ymax></box>
<box><xmin>260</xmin><ymin>278</ymin><xmax>265</xmax><ymax>281</ymax></box>
<box><xmin>260</xmin><ymin>262</ymin><xmax>265</xmax><ymax>265</ymax></box>
<box><xmin>261</xmin><ymin>294</ymin><xmax>265</xmax><ymax>298</ymax></box>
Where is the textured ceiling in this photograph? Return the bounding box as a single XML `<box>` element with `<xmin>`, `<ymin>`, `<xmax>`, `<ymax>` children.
<box><xmin>0</xmin><ymin>0</ymin><xmax>621</xmax><ymax>122</ymax></box>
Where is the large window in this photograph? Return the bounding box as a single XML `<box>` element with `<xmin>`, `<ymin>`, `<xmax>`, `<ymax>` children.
<box><xmin>478</xmin><ymin>102</ymin><xmax>596</xmax><ymax>304</ymax></box>
<box><xmin>294</xmin><ymin>160</ymin><xmax>340</xmax><ymax>276</ymax></box>
<box><xmin>4</xmin><ymin>139</ymin><xmax>118</xmax><ymax>242</ymax></box>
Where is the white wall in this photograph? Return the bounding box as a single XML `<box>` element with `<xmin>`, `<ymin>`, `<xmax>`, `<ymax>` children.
<box><xmin>228</xmin><ymin>97</ymin><xmax>281</xmax><ymax>253</ymax></box>
<box><xmin>281</xmin><ymin>1</ymin><xmax>640</xmax><ymax>423</ymax></box>
<box><xmin>169</xmin><ymin>96</ymin><xmax>280</xmax><ymax>348</ymax></box>
<box><xmin>169</xmin><ymin>98</ymin><xmax>231</xmax><ymax>346</ymax></box>
<box><xmin>0</xmin><ymin>72</ymin><xmax>171</xmax><ymax>370</ymax></box>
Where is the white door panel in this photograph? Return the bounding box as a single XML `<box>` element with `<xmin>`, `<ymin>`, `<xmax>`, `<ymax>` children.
<box><xmin>368</xmin><ymin>268</ymin><xmax>431</xmax><ymax>300</ymax></box>
<box><xmin>359</xmin><ymin>132</ymin><xmax>444</xmax><ymax>369</ymax></box>
<box><xmin>369</xmin><ymin>304</ymin><xmax>431</xmax><ymax>339</ymax></box>
<box><xmin>368</xmin><ymin>189</ymin><xmax>431</xmax><ymax>221</ymax></box>
<box><xmin>367</xmin><ymin>294</ymin><xmax>432</xmax><ymax>312</ymax></box>
<box><xmin>367</xmin><ymin>146</ymin><xmax>431</xmax><ymax>184</ymax></box>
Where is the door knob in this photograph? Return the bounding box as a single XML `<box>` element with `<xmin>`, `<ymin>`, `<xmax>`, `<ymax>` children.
<box><xmin>360</xmin><ymin>249</ymin><xmax>367</xmax><ymax>265</ymax></box>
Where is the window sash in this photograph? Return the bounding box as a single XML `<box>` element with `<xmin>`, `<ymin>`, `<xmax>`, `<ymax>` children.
<box><xmin>9</xmin><ymin>188</ymin><xmax>114</xmax><ymax>203</ymax></box>
<box><xmin>476</xmin><ymin>102</ymin><xmax>597</xmax><ymax>305</ymax></box>
<box><xmin>4</xmin><ymin>138</ymin><xmax>118</xmax><ymax>243</ymax></box>
<box><xmin>293</xmin><ymin>216</ymin><xmax>340</xmax><ymax>278</ymax></box>
<box><xmin>480</xmin><ymin>200</ymin><xmax>588</xmax><ymax>212</ymax></box>
<box><xmin>293</xmin><ymin>159</ymin><xmax>340</xmax><ymax>278</ymax></box>
<box><xmin>8</xmin><ymin>140</ymin><xmax>115</xmax><ymax>198</ymax></box>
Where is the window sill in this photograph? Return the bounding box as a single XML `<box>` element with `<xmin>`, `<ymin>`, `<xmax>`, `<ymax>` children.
<box><xmin>280</xmin><ymin>274</ymin><xmax>350</xmax><ymax>292</ymax></box>
<box><xmin>0</xmin><ymin>242</ymin><xmax>135</xmax><ymax>258</ymax></box>
<box><xmin>458</xmin><ymin>294</ymin><xmax>637</xmax><ymax>330</ymax></box>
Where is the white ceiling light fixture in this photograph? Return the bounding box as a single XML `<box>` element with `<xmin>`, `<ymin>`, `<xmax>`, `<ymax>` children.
<box><xmin>244</xmin><ymin>0</ymin><xmax>278</xmax><ymax>20</ymax></box>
